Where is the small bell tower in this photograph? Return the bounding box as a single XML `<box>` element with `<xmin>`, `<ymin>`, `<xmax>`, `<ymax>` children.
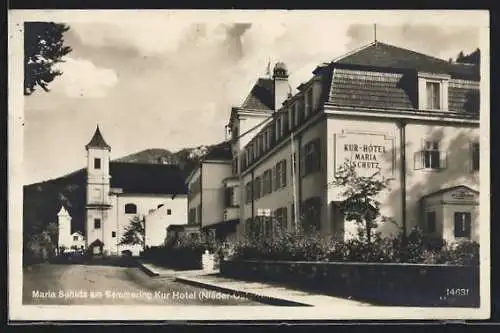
<box><xmin>85</xmin><ymin>125</ymin><xmax>112</xmax><ymax>253</ymax></box>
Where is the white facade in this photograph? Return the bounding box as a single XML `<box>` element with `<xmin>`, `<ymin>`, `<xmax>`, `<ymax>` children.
<box><xmin>231</xmin><ymin>44</ymin><xmax>481</xmax><ymax>244</ymax></box>
<box><xmin>84</xmin><ymin>127</ymin><xmax>188</xmax><ymax>256</ymax></box>
<box><xmin>144</xmin><ymin>196</ymin><xmax>188</xmax><ymax>247</ymax></box>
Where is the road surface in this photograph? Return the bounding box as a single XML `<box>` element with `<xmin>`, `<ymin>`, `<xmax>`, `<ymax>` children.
<box><xmin>23</xmin><ymin>263</ymin><xmax>262</xmax><ymax>305</ymax></box>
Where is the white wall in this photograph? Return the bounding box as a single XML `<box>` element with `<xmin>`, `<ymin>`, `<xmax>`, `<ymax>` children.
<box><xmin>201</xmin><ymin>162</ymin><xmax>232</xmax><ymax>227</ymax></box>
<box><xmin>144</xmin><ymin>196</ymin><xmax>188</xmax><ymax>247</ymax></box>
<box><xmin>187</xmin><ymin>167</ymin><xmax>201</xmax><ymax>224</ymax></box>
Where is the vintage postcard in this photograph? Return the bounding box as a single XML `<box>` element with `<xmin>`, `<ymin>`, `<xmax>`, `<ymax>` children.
<box><xmin>8</xmin><ymin>10</ymin><xmax>490</xmax><ymax>321</ymax></box>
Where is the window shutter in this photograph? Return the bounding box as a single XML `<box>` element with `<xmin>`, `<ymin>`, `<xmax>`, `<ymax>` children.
<box><xmin>414</xmin><ymin>151</ymin><xmax>423</xmax><ymax>170</ymax></box>
<box><xmin>300</xmin><ymin>148</ymin><xmax>305</xmax><ymax>177</ymax></box>
<box><xmin>465</xmin><ymin>213</ymin><xmax>472</xmax><ymax>238</ymax></box>
<box><xmin>272</xmin><ymin>166</ymin><xmax>277</xmax><ymax>191</ymax></box>
<box><xmin>282</xmin><ymin>160</ymin><xmax>287</xmax><ymax>187</ymax></box>
<box><xmin>454</xmin><ymin>213</ymin><xmax>460</xmax><ymax>237</ymax></box>
<box><xmin>439</xmin><ymin>151</ymin><xmax>447</xmax><ymax>169</ymax></box>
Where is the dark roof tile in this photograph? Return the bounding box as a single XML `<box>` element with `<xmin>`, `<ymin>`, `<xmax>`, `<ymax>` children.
<box><xmin>335</xmin><ymin>41</ymin><xmax>479</xmax><ymax>80</ymax></box>
<box><xmin>203</xmin><ymin>141</ymin><xmax>232</xmax><ymax>161</ymax></box>
<box><xmin>85</xmin><ymin>126</ymin><xmax>111</xmax><ymax>150</ymax></box>
<box><xmin>241</xmin><ymin>78</ymin><xmax>274</xmax><ymax>110</ymax></box>
<box><xmin>109</xmin><ymin>162</ymin><xmax>188</xmax><ymax>195</ymax></box>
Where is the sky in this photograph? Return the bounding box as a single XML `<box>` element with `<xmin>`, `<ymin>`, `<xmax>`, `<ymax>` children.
<box><xmin>21</xmin><ymin>11</ymin><xmax>482</xmax><ymax>185</ymax></box>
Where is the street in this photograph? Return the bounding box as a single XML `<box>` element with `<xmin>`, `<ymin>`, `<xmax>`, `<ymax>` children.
<box><xmin>23</xmin><ymin>263</ymin><xmax>262</xmax><ymax>305</ymax></box>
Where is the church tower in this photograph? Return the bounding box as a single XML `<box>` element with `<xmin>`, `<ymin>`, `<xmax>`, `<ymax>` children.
<box><xmin>85</xmin><ymin>125</ymin><xmax>112</xmax><ymax>254</ymax></box>
<box><xmin>57</xmin><ymin>205</ymin><xmax>71</xmax><ymax>252</ymax></box>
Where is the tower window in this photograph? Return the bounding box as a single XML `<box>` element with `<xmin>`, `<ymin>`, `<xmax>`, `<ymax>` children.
<box><xmin>94</xmin><ymin>158</ymin><xmax>101</xmax><ymax>169</ymax></box>
<box><xmin>125</xmin><ymin>203</ymin><xmax>137</xmax><ymax>214</ymax></box>
<box><xmin>112</xmin><ymin>231</ymin><xmax>116</xmax><ymax>238</ymax></box>
<box><xmin>167</xmin><ymin>209</ymin><xmax>172</xmax><ymax>215</ymax></box>
<box><xmin>94</xmin><ymin>218</ymin><xmax>101</xmax><ymax>229</ymax></box>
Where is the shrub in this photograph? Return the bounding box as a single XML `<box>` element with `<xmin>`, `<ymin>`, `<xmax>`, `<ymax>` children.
<box><xmin>229</xmin><ymin>223</ymin><xmax>479</xmax><ymax>266</ymax></box>
<box><xmin>141</xmin><ymin>232</ymin><xmax>224</xmax><ymax>269</ymax></box>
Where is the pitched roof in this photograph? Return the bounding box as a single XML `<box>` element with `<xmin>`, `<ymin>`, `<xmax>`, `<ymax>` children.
<box><xmin>420</xmin><ymin>185</ymin><xmax>479</xmax><ymax>201</ymax></box>
<box><xmin>109</xmin><ymin>162</ymin><xmax>188</xmax><ymax>195</ymax></box>
<box><xmin>85</xmin><ymin>126</ymin><xmax>111</xmax><ymax>150</ymax></box>
<box><xmin>202</xmin><ymin>141</ymin><xmax>232</xmax><ymax>161</ymax></box>
<box><xmin>241</xmin><ymin>78</ymin><xmax>274</xmax><ymax>110</ymax></box>
<box><xmin>334</xmin><ymin>41</ymin><xmax>479</xmax><ymax>80</ymax></box>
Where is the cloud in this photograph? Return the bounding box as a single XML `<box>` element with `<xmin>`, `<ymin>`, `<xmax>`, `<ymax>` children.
<box><xmin>53</xmin><ymin>57</ymin><xmax>118</xmax><ymax>98</ymax></box>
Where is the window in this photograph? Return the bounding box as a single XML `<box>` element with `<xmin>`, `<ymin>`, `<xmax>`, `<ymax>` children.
<box><xmin>275</xmin><ymin>160</ymin><xmax>287</xmax><ymax>189</ymax></box>
<box><xmin>427</xmin><ymin>211</ymin><xmax>436</xmax><ymax>233</ymax></box>
<box><xmin>454</xmin><ymin>212</ymin><xmax>471</xmax><ymax>238</ymax></box>
<box><xmin>283</xmin><ymin>111</ymin><xmax>289</xmax><ymax>135</ymax></box>
<box><xmin>167</xmin><ymin>209</ymin><xmax>172</xmax><ymax>215</ymax></box>
<box><xmin>263</xmin><ymin>131</ymin><xmax>268</xmax><ymax>152</ymax></box>
<box><xmin>94</xmin><ymin>218</ymin><xmax>101</xmax><ymax>229</ymax></box>
<box><xmin>73</xmin><ymin>235</ymin><xmax>78</xmax><ymax>241</ymax></box>
<box><xmin>426</xmin><ymin>81</ymin><xmax>441</xmax><ymax>110</ymax></box>
<box><xmin>290</xmin><ymin>153</ymin><xmax>297</xmax><ymax>175</ymax></box>
<box><xmin>125</xmin><ymin>203</ymin><xmax>137</xmax><ymax>214</ymax></box>
<box><xmin>297</xmin><ymin>98</ymin><xmax>305</xmax><ymax>124</ymax></box>
<box><xmin>291</xmin><ymin>203</ymin><xmax>296</xmax><ymax>231</ymax></box>
<box><xmin>276</xmin><ymin>117</ymin><xmax>282</xmax><ymax>141</ymax></box>
<box><xmin>262</xmin><ymin>169</ymin><xmax>273</xmax><ymax>195</ymax></box>
<box><xmin>197</xmin><ymin>205</ymin><xmax>202</xmax><ymax>223</ymax></box>
<box><xmin>254</xmin><ymin>177</ymin><xmax>261</xmax><ymax>200</ymax></box>
<box><xmin>471</xmin><ymin>142</ymin><xmax>479</xmax><ymax>171</ymax></box>
<box><xmin>189</xmin><ymin>208</ymin><xmax>197</xmax><ymax>224</ymax></box>
<box><xmin>112</xmin><ymin>231</ymin><xmax>116</xmax><ymax>238</ymax></box>
<box><xmin>232</xmin><ymin>126</ymin><xmax>239</xmax><ymax>142</ymax></box>
<box><xmin>158</xmin><ymin>204</ymin><xmax>164</xmax><ymax>209</ymax></box>
<box><xmin>232</xmin><ymin>157</ymin><xmax>238</xmax><ymax>175</ymax></box>
<box><xmin>305</xmin><ymin>89</ymin><xmax>313</xmax><ymax>117</ymax></box>
<box><xmin>274</xmin><ymin>207</ymin><xmax>288</xmax><ymax>231</ymax></box>
<box><xmin>225</xmin><ymin>187</ymin><xmax>237</xmax><ymax>207</ymax></box>
<box><xmin>245</xmin><ymin>182</ymin><xmax>252</xmax><ymax>204</ymax></box>
<box><xmin>418</xmin><ymin>74</ymin><xmax>449</xmax><ymax>111</ymax></box>
<box><xmin>289</xmin><ymin>108</ymin><xmax>295</xmax><ymax>130</ymax></box>
<box><xmin>94</xmin><ymin>158</ymin><xmax>101</xmax><ymax>169</ymax></box>
<box><xmin>301</xmin><ymin>197</ymin><xmax>322</xmax><ymax>232</ymax></box>
<box><xmin>301</xmin><ymin>139</ymin><xmax>321</xmax><ymax>176</ymax></box>
<box><xmin>414</xmin><ymin>140</ymin><xmax>446</xmax><ymax>170</ymax></box>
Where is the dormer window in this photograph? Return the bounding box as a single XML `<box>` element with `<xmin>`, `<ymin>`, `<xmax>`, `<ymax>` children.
<box><xmin>426</xmin><ymin>82</ymin><xmax>441</xmax><ymax>109</ymax></box>
<box><xmin>418</xmin><ymin>72</ymin><xmax>450</xmax><ymax>111</ymax></box>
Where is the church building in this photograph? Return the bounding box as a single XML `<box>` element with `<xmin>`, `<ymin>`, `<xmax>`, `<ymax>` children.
<box><xmin>83</xmin><ymin>126</ymin><xmax>188</xmax><ymax>256</ymax></box>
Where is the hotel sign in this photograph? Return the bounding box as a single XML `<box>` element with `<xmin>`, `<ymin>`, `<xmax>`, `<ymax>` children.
<box><xmin>335</xmin><ymin>130</ymin><xmax>395</xmax><ymax>178</ymax></box>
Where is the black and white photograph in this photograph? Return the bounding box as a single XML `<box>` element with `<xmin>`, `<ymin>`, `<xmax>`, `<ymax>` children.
<box><xmin>8</xmin><ymin>10</ymin><xmax>490</xmax><ymax>321</ymax></box>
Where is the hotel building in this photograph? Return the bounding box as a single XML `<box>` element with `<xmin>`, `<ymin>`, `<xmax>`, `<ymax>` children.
<box><xmin>229</xmin><ymin>41</ymin><xmax>480</xmax><ymax>243</ymax></box>
<box><xmin>185</xmin><ymin>40</ymin><xmax>480</xmax><ymax>244</ymax></box>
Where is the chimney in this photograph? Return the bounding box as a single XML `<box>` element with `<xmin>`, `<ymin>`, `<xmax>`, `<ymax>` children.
<box><xmin>273</xmin><ymin>62</ymin><xmax>289</xmax><ymax>111</ymax></box>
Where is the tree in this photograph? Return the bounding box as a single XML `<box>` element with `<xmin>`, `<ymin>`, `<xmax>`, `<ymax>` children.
<box><xmin>24</xmin><ymin>22</ymin><xmax>72</xmax><ymax>95</ymax></box>
<box><xmin>45</xmin><ymin>222</ymin><xmax>59</xmax><ymax>246</ymax></box>
<box><xmin>456</xmin><ymin>48</ymin><xmax>480</xmax><ymax>65</ymax></box>
<box><xmin>328</xmin><ymin>160</ymin><xmax>391</xmax><ymax>244</ymax></box>
<box><xmin>119</xmin><ymin>215</ymin><xmax>145</xmax><ymax>248</ymax></box>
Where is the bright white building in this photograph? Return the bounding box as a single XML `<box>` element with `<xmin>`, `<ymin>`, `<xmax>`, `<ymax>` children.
<box><xmin>185</xmin><ymin>142</ymin><xmax>238</xmax><ymax>241</ymax></box>
<box><xmin>219</xmin><ymin>41</ymin><xmax>480</xmax><ymax>244</ymax></box>
<box><xmin>84</xmin><ymin>126</ymin><xmax>188</xmax><ymax>256</ymax></box>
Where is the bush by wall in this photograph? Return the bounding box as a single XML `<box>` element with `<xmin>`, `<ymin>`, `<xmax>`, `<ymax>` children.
<box><xmin>230</xmin><ymin>228</ymin><xmax>479</xmax><ymax>266</ymax></box>
<box><xmin>141</xmin><ymin>234</ymin><xmax>223</xmax><ymax>270</ymax></box>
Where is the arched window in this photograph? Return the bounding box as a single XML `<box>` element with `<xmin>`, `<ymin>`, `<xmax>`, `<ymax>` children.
<box><xmin>125</xmin><ymin>203</ymin><xmax>137</xmax><ymax>214</ymax></box>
